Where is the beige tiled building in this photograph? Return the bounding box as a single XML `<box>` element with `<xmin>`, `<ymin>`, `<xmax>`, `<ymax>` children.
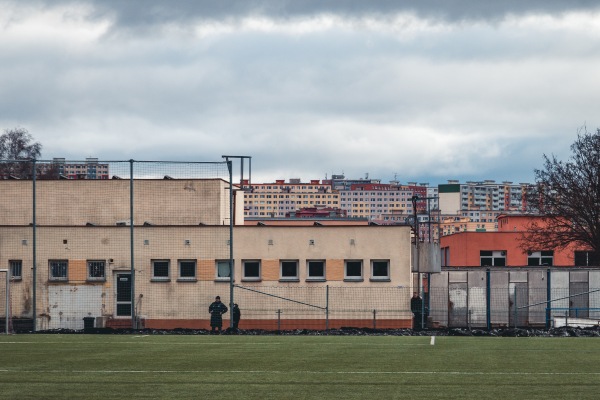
<box><xmin>1</xmin><ymin>178</ymin><xmax>414</xmax><ymax>331</ymax></box>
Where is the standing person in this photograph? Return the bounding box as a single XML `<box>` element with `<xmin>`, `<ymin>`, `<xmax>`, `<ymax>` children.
<box><xmin>209</xmin><ymin>296</ymin><xmax>228</xmax><ymax>333</ymax></box>
<box><xmin>410</xmin><ymin>292</ymin><xmax>423</xmax><ymax>330</ymax></box>
<box><xmin>232</xmin><ymin>303</ymin><xmax>241</xmax><ymax>330</ymax></box>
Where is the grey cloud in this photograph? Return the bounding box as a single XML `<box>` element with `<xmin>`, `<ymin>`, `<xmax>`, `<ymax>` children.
<box><xmin>24</xmin><ymin>0</ymin><xmax>600</xmax><ymax>29</ymax></box>
<box><xmin>2</xmin><ymin>0</ymin><xmax>599</xmax><ymax>186</ymax></box>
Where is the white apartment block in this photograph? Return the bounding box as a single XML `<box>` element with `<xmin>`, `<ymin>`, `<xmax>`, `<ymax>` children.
<box><xmin>52</xmin><ymin>157</ymin><xmax>109</xmax><ymax>180</ymax></box>
<box><xmin>243</xmin><ymin>179</ymin><xmax>339</xmax><ymax>217</ymax></box>
<box><xmin>438</xmin><ymin>180</ymin><xmax>529</xmax><ymax>216</ymax></box>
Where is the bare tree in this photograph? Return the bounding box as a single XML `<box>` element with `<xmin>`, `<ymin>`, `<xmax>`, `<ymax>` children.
<box><xmin>521</xmin><ymin>128</ymin><xmax>600</xmax><ymax>255</ymax></box>
<box><xmin>0</xmin><ymin>128</ymin><xmax>58</xmax><ymax>179</ymax></box>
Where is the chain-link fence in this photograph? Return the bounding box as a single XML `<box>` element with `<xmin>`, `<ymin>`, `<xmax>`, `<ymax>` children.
<box><xmin>1</xmin><ymin>159</ymin><xmax>232</xmax><ymax>332</ymax></box>
<box><xmin>3</xmin><ymin>159</ymin><xmax>600</xmax><ymax>333</ymax></box>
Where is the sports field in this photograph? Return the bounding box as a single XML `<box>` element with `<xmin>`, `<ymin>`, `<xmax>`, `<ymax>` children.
<box><xmin>0</xmin><ymin>334</ymin><xmax>598</xmax><ymax>399</ymax></box>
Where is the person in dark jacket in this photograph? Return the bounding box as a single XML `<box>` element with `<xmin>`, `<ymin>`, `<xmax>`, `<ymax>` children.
<box><xmin>209</xmin><ymin>296</ymin><xmax>228</xmax><ymax>333</ymax></box>
<box><xmin>232</xmin><ymin>303</ymin><xmax>241</xmax><ymax>329</ymax></box>
<box><xmin>410</xmin><ymin>292</ymin><xmax>423</xmax><ymax>330</ymax></box>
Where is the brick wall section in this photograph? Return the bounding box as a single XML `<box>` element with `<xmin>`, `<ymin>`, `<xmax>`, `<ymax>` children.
<box><xmin>70</xmin><ymin>259</ymin><xmax>87</xmax><ymax>282</ymax></box>
<box><xmin>327</xmin><ymin>259</ymin><xmax>344</xmax><ymax>281</ymax></box>
<box><xmin>262</xmin><ymin>259</ymin><xmax>279</xmax><ymax>281</ymax></box>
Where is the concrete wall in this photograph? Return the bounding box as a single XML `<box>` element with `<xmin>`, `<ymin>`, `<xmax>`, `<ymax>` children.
<box><xmin>424</xmin><ymin>269</ymin><xmax>600</xmax><ymax>329</ymax></box>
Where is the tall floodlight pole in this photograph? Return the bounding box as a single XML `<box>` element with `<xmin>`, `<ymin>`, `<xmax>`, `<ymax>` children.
<box><xmin>32</xmin><ymin>159</ymin><xmax>37</xmax><ymax>332</ymax></box>
<box><xmin>222</xmin><ymin>155</ymin><xmax>252</xmax><ymax>328</ymax></box>
<box><xmin>130</xmin><ymin>160</ymin><xmax>135</xmax><ymax>329</ymax></box>
<box><xmin>411</xmin><ymin>195</ymin><xmax>421</xmax><ymax>328</ymax></box>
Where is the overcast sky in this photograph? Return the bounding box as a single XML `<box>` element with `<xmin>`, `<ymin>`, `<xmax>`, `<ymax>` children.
<box><xmin>1</xmin><ymin>1</ymin><xmax>600</xmax><ymax>184</ymax></box>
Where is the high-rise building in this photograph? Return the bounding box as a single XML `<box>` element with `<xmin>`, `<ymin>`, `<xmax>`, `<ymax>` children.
<box><xmin>243</xmin><ymin>179</ymin><xmax>339</xmax><ymax>218</ymax></box>
<box><xmin>52</xmin><ymin>158</ymin><xmax>109</xmax><ymax>179</ymax></box>
<box><xmin>438</xmin><ymin>180</ymin><xmax>530</xmax><ymax>215</ymax></box>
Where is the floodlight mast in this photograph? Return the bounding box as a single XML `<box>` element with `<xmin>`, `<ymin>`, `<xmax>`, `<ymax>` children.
<box><xmin>221</xmin><ymin>155</ymin><xmax>252</xmax><ymax>329</ymax></box>
<box><xmin>411</xmin><ymin>195</ymin><xmax>422</xmax><ymax>329</ymax></box>
<box><xmin>411</xmin><ymin>194</ymin><xmax>439</xmax><ymax>330</ymax></box>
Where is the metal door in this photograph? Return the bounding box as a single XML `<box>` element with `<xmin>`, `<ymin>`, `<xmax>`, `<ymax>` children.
<box><xmin>570</xmin><ymin>281</ymin><xmax>589</xmax><ymax>318</ymax></box>
<box><xmin>448</xmin><ymin>282</ymin><xmax>468</xmax><ymax>327</ymax></box>
<box><xmin>509</xmin><ymin>283</ymin><xmax>528</xmax><ymax>327</ymax></box>
<box><xmin>116</xmin><ymin>273</ymin><xmax>132</xmax><ymax>317</ymax></box>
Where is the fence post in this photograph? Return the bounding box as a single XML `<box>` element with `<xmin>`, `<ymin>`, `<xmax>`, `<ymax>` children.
<box><xmin>325</xmin><ymin>285</ymin><xmax>329</xmax><ymax>334</ymax></box>
<box><xmin>1</xmin><ymin>269</ymin><xmax>8</xmax><ymax>334</ymax></box>
<box><xmin>32</xmin><ymin>159</ymin><xmax>37</xmax><ymax>332</ymax></box>
<box><xmin>468</xmin><ymin>309</ymin><xmax>472</xmax><ymax>331</ymax></box>
<box><xmin>277</xmin><ymin>309</ymin><xmax>281</xmax><ymax>333</ymax></box>
<box><xmin>227</xmin><ymin>160</ymin><xmax>234</xmax><ymax>329</ymax></box>
<box><xmin>513</xmin><ymin>289</ymin><xmax>517</xmax><ymax>328</ymax></box>
<box><xmin>486</xmin><ymin>268</ymin><xmax>491</xmax><ymax>330</ymax></box>
<box><xmin>373</xmin><ymin>309</ymin><xmax>377</xmax><ymax>329</ymax></box>
<box><xmin>129</xmin><ymin>159</ymin><xmax>136</xmax><ymax>329</ymax></box>
<box><xmin>545</xmin><ymin>268</ymin><xmax>551</xmax><ymax>329</ymax></box>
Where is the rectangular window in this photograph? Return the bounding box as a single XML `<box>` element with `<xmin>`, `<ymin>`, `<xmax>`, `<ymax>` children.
<box><xmin>87</xmin><ymin>260</ymin><xmax>106</xmax><ymax>281</ymax></box>
<box><xmin>307</xmin><ymin>260</ymin><xmax>326</xmax><ymax>281</ymax></box>
<box><xmin>243</xmin><ymin>260</ymin><xmax>261</xmax><ymax>281</ymax></box>
<box><xmin>152</xmin><ymin>260</ymin><xmax>170</xmax><ymax>281</ymax></box>
<box><xmin>9</xmin><ymin>260</ymin><xmax>22</xmax><ymax>280</ymax></box>
<box><xmin>574</xmin><ymin>251</ymin><xmax>600</xmax><ymax>266</ymax></box>
<box><xmin>178</xmin><ymin>260</ymin><xmax>196</xmax><ymax>280</ymax></box>
<box><xmin>49</xmin><ymin>260</ymin><xmax>68</xmax><ymax>281</ymax></box>
<box><xmin>371</xmin><ymin>260</ymin><xmax>390</xmax><ymax>281</ymax></box>
<box><xmin>527</xmin><ymin>251</ymin><xmax>554</xmax><ymax>266</ymax></box>
<box><xmin>480</xmin><ymin>251</ymin><xmax>506</xmax><ymax>267</ymax></box>
<box><xmin>216</xmin><ymin>260</ymin><xmax>232</xmax><ymax>280</ymax></box>
<box><xmin>280</xmin><ymin>260</ymin><xmax>299</xmax><ymax>281</ymax></box>
<box><xmin>345</xmin><ymin>260</ymin><xmax>363</xmax><ymax>281</ymax></box>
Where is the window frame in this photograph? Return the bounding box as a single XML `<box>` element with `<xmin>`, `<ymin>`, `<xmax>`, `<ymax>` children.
<box><xmin>344</xmin><ymin>260</ymin><xmax>363</xmax><ymax>281</ymax></box>
<box><xmin>242</xmin><ymin>260</ymin><xmax>261</xmax><ymax>282</ymax></box>
<box><xmin>215</xmin><ymin>260</ymin><xmax>233</xmax><ymax>281</ymax></box>
<box><xmin>49</xmin><ymin>260</ymin><xmax>68</xmax><ymax>281</ymax></box>
<box><xmin>151</xmin><ymin>259</ymin><xmax>170</xmax><ymax>282</ymax></box>
<box><xmin>9</xmin><ymin>260</ymin><xmax>22</xmax><ymax>281</ymax></box>
<box><xmin>370</xmin><ymin>259</ymin><xmax>390</xmax><ymax>281</ymax></box>
<box><xmin>574</xmin><ymin>251</ymin><xmax>600</xmax><ymax>266</ymax></box>
<box><xmin>480</xmin><ymin>250</ymin><xmax>506</xmax><ymax>267</ymax></box>
<box><xmin>178</xmin><ymin>259</ymin><xmax>197</xmax><ymax>281</ymax></box>
<box><xmin>527</xmin><ymin>251</ymin><xmax>554</xmax><ymax>266</ymax></box>
<box><xmin>280</xmin><ymin>260</ymin><xmax>299</xmax><ymax>282</ymax></box>
<box><xmin>306</xmin><ymin>260</ymin><xmax>326</xmax><ymax>282</ymax></box>
<box><xmin>87</xmin><ymin>260</ymin><xmax>106</xmax><ymax>282</ymax></box>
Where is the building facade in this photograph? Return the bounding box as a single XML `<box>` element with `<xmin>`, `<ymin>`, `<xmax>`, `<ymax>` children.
<box><xmin>1</xmin><ymin>178</ymin><xmax>414</xmax><ymax>331</ymax></box>
<box><xmin>243</xmin><ymin>179</ymin><xmax>339</xmax><ymax>218</ymax></box>
<box><xmin>438</xmin><ymin>180</ymin><xmax>530</xmax><ymax>215</ymax></box>
<box><xmin>439</xmin><ymin>215</ymin><xmax>592</xmax><ymax>267</ymax></box>
<box><xmin>52</xmin><ymin>157</ymin><xmax>110</xmax><ymax>180</ymax></box>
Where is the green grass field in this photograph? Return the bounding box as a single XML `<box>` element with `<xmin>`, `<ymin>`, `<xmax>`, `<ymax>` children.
<box><xmin>0</xmin><ymin>334</ymin><xmax>599</xmax><ymax>399</ymax></box>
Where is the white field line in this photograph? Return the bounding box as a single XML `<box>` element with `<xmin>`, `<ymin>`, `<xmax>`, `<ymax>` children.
<box><xmin>0</xmin><ymin>370</ymin><xmax>599</xmax><ymax>376</ymax></box>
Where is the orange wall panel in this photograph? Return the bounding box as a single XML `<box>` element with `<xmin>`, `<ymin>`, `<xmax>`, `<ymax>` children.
<box><xmin>262</xmin><ymin>259</ymin><xmax>279</xmax><ymax>281</ymax></box>
<box><xmin>327</xmin><ymin>259</ymin><xmax>344</xmax><ymax>281</ymax></box>
<box><xmin>198</xmin><ymin>259</ymin><xmax>214</xmax><ymax>281</ymax></box>
<box><xmin>69</xmin><ymin>259</ymin><xmax>87</xmax><ymax>281</ymax></box>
